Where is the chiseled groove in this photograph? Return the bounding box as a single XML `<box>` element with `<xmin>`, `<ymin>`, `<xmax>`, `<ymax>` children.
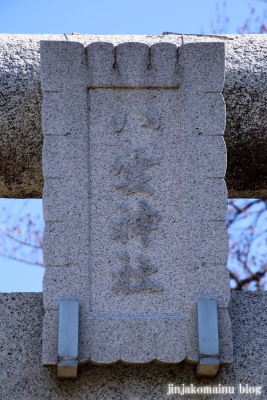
<box><xmin>45</xmin><ymin>264</ymin><xmax>72</xmax><ymax>267</ymax></box>
<box><xmin>44</xmin><ymin>177</ymin><xmax>64</xmax><ymax>179</ymax></box>
<box><xmin>43</xmin><ymin>90</ymin><xmax>62</xmax><ymax>93</ymax></box>
<box><xmin>87</xmin><ymin>85</ymin><xmax>180</xmax><ymax>89</ymax></box>
<box><xmin>198</xmin><ymin>133</ymin><xmax>224</xmax><ymax>136</ymax></box>
<box><xmin>44</xmin><ymin>220</ymin><xmax>65</xmax><ymax>223</ymax></box>
<box><xmin>204</xmin><ymin>176</ymin><xmax>225</xmax><ymax>178</ymax></box>
<box><xmin>43</xmin><ymin>133</ymin><xmax>71</xmax><ymax>136</ymax></box>
<box><xmin>207</xmin><ymin>219</ymin><xmax>227</xmax><ymax>222</ymax></box>
<box><xmin>88</xmin><ymin>313</ymin><xmax>186</xmax><ymax>319</ymax></box>
<box><xmin>201</xmin><ymin>262</ymin><xmax>228</xmax><ymax>266</ymax></box>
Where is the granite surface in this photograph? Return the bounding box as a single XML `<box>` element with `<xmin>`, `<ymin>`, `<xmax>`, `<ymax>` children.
<box><xmin>41</xmin><ymin>41</ymin><xmax>231</xmax><ymax>365</ymax></box>
<box><xmin>0</xmin><ymin>291</ymin><xmax>265</xmax><ymax>399</ymax></box>
<box><xmin>1</xmin><ymin>34</ymin><xmax>267</xmax><ymax>198</ymax></box>
<box><xmin>41</xmin><ymin>41</ymin><xmax>91</xmax><ymax>366</ymax></box>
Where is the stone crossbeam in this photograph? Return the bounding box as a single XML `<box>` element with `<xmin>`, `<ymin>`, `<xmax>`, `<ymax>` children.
<box><xmin>0</xmin><ymin>34</ymin><xmax>267</xmax><ymax>198</ymax></box>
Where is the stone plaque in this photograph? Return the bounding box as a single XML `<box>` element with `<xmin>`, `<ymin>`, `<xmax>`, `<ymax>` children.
<box><xmin>41</xmin><ymin>40</ymin><xmax>233</xmax><ymax>365</ymax></box>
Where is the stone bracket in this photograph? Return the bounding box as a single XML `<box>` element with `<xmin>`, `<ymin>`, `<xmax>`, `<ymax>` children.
<box><xmin>196</xmin><ymin>299</ymin><xmax>220</xmax><ymax>379</ymax></box>
<box><xmin>57</xmin><ymin>300</ymin><xmax>79</xmax><ymax>381</ymax></box>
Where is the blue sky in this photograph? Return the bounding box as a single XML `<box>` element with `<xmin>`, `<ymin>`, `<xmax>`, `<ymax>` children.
<box><xmin>0</xmin><ymin>0</ymin><xmax>266</xmax><ymax>292</ymax></box>
<box><xmin>0</xmin><ymin>0</ymin><xmax>267</xmax><ymax>35</ymax></box>
<box><xmin>0</xmin><ymin>199</ymin><xmax>43</xmax><ymax>291</ymax></box>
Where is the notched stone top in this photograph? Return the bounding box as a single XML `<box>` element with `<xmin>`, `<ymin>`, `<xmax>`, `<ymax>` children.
<box><xmin>40</xmin><ymin>40</ymin><xmax>225</xmax><ymax>90</ymax></box>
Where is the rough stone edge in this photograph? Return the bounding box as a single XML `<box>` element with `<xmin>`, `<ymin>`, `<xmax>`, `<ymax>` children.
<box><xmin>41</xmin><ymin>41</ymin><xmax>91</xmax><ymax>366</ymax></box>
<box><xmin>178</xmin><ymin>42</ymin><xmax>232</xmax><ymax>364</ymax></box>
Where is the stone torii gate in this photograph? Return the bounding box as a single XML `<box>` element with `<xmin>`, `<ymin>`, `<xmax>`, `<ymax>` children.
<box><xmin>1</xmin><ymin>34</ymin><xmax>267</xmax><ymax>397</ymax></box>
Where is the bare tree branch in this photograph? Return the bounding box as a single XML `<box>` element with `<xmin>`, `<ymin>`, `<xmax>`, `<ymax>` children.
<box><xmin>0</xmin><ymin>251</ymin><xmax>44</xmax><ymax>267</ymax></box>
<box><xmin>0</xmin><ymin>225</ymin><xmax>42</xmax><ymax>249</ymax></box>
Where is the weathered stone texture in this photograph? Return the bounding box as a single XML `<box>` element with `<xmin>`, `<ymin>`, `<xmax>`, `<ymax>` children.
<box><xmin>0</xmin><ymin>292</ymin><xmax>265</xmax><ymax>399</ymax></box>
<box><xmin>41</xmin><ymin>40</ymin><xmax>231</xmax><ymax>365</ymax></box>
<box><xmin>1</xmin><ymin>34</ymin><xmax>267</xmax><ymax>197</ymax></box>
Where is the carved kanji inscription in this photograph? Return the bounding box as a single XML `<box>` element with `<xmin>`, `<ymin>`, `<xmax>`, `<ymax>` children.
<box><xmin>136</xmin><ymin>105</ymin><xmax>160</xmax><ymax>129</ymax></box>
<box><xmin>111</xmin><ymin>251</ymin><xmax>132</xmax><ymax>295</ymax></box>
<box><xmin>110</xmin><ymin>200</ymin><xmax>161</xmax><ymax>247</ymax></box>
<box><xmin>110</xmin><ymin>147</ymin><xmax>159</xmax><ymax>195</ymax></box>
<box><xmin>41</xmin><ymin>40</ymin><xmax>231</xmax><ymax>367</ymax></box>
<box><xmin>111</xmin><ymin>251</ymin><xmax>163</xmax><ymax>295</ymax></box>
<box><xmin>110</xmin><ymin>111</ymin><xmax>126</xmax><ymax>133</ymax></box>
<box><xmin>131</xmin><ymin>253</ymin><xmax>164</xmax><ymax>292</ymax></box>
